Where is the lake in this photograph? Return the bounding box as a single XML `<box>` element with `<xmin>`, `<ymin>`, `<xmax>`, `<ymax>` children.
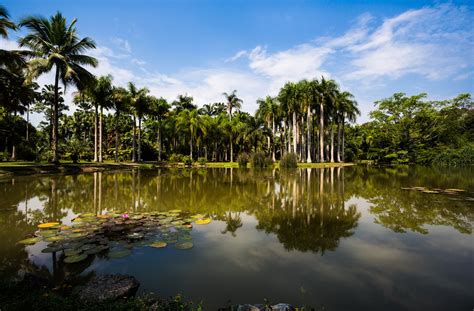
<box><xmin>0</xmin><ymin>166</ymin><xmax>473</xmax><ymax>310</ymax></box>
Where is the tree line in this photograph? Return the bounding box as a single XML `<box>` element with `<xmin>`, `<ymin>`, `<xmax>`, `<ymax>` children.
<box><xmin>1</xmin><ymin>7</ymin><xmax>472</xmax><ymax>165</ymax></box>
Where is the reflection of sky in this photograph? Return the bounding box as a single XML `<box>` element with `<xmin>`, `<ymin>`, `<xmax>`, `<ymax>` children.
<box><xmin>2</xmin><ymin>168</ymin><xmax>473</xmax><ymax>310</ymax></box>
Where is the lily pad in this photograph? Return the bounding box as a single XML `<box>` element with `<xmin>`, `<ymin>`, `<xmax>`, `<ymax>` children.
<box><xmin>42</xmin><ymin>246</ymin><xmax>63</xmax><ymax>253</ymax></box>
<box><xmin>169</xmin><ymin>209</ymin><xmax>181</xmax><ymax>213</ymax></box>
<box><xmin>108</xmin><ymin>249</ymin><xmax>131</xmax><ymax>258</ymax></box>
<box><xmin>64</xmin><ymin>254</ymin><xmax>88</xmax><ymax>263</ymax></box>
<box><xmin>195</xmin><ymin>218</ymin><xmax>212</xmax><ymax>225</ymax></box>
<box><xmin>38</xmin><ymin>222</ymin><xmax>60</xmax><ymax>229</ymax></box>
<box><xmin>174</xmin><ymin>242</ymin><xmax>193</xmax><ymax>250</ymax></box>
<box><xmin>45</xmin><ymin>236</ymin><xmax>66</xmax><ymax>242</ymax></box>
<box><xmin>149</xmin><ymin>241</ymin><xmax>167</xmax><ymax>248</ymax></box>
<box><xmin>65</xmin><ymin>249</ymin><xmax>82</xmax><ymax>257</ymax></box>
<box><xmin>18</xmin><ymin>237</ymin><xmax>42</xmax><ymax>245</ymax></box>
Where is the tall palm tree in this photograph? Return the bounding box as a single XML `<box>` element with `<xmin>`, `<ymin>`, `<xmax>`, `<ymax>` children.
<box><xmin>128</xmin><ymin>82</ymin><xmax>149</xmax><ymax>162</ymax></box>
<box><xmin>337</xmin><ymin>91</ymin><xmax>359</xmax><ymax>162</ymax></box>
<box><xmin>318</xmin><ymin>77</ymin><xmax>338</xmax><ymax>162</ymax></box>
<box><xmin>111</xmin><ymin>86</ymin><xmax>131</xmax><ymax>162</ymax></box>
<box><xmin>19</xmin><ymin>12</ymin><xmax>97</xmax><ymax>163</ymax></box>
<box><xmin>148</xmin><ymin>96</ymin><xmax>169</xmax><ymax>161</ymax></box>
<box><xmin>89</xmin><ymin>76</ymin><xmax>113</xmax><ymax>162</ymax></box>
<box><xmin>222</xmin><ymin>90</ymin><xmax>242</xmax><ymax>120</ymax></box>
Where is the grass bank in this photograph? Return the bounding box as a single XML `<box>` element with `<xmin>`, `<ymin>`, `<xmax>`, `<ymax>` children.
<box><xmin>0</xmin><ymin>160</ymin><xmax>355</xmax><ymax>177</ymax></box>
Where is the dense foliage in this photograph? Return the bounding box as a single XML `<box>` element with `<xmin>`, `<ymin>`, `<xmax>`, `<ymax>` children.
<box><xmin>0</xmin><ymin>6</ymin><xmax>472</xmax><ymax>166</ymax></box>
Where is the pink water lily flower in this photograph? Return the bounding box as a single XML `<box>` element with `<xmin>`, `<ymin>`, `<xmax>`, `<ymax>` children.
<box><xmin>122</xmin><ymin>213</ymin><xmax>129</xmax><ymax>219</ymax></box>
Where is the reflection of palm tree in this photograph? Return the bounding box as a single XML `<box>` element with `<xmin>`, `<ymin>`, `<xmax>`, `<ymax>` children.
<box><xmin>221</xmin><ymin>212</ymin><xmax>243</xmax><ymax>237</ymax></box>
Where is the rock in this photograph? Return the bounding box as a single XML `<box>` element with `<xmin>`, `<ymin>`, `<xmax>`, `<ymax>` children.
<box><xmin>75</xmin><ymin>274</ymin><xmax>139</xmax><ymax>302</ymax></box>
<box><xmin>221</xmin><ymin>304</ymin><xmax>295</xmax><ymax>311</ymax></box>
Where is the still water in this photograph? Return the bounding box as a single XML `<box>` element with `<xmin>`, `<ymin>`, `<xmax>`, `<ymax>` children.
<box><xmin>0</xmin><ymin>166</ymin><xmax>473</xmax><ymax>310</ymax></box>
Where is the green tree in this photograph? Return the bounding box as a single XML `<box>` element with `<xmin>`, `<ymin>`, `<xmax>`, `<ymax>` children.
<box><xmin>19</xmin><ymin>12</ymin><xmax>97</xmax><ymax>163</ymax></box>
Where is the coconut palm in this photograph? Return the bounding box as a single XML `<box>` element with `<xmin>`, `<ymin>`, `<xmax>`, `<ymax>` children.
<box><xmin>222</xmin><ymin>90</ymin><xmax>242</xmax><ymax>120</ymax></box>
<box><xmin>0</xmin><ymin>6</ymin><xmax>15</xmax><ymax>38</ymax></box>
<box><xmin>19</xmin><ymin>12</ymin><xmax>97</xmax><ymax>163</ymax></box>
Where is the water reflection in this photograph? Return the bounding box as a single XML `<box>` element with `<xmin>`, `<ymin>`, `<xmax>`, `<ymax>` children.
<box><xmin>0</xmin><ymin>166</ymin><xmax>473</xmax><ymax>308</ymax></box>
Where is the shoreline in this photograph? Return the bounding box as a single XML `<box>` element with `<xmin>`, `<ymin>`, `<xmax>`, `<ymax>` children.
<box><xmin>0</xmin><ymin>161</ymin><xmax>355</xmax><ymax>177</ymax></box>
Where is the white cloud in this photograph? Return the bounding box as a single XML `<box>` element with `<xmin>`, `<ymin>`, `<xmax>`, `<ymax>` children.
<box><xmin>131</xmin><ymin>58</ymin><xmax>146</xmax><ymax>66</ymax></box>
<box><xmin>226</xmin><ymin>50</ymin><xmax>248</xmax><ymax>62</ymax></box>
<box><xmin>110</xmin><ymin>37</ymin><xmax>131</xmax><ymax>54</ymax></box>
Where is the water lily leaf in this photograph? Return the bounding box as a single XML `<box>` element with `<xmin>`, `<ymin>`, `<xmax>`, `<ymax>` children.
<box><xmin>149</xmin><ymin>241</ymin><xmax>167</xmax><ymax>248</ymax></box>
<box><xmin>108</xmin><ymin>249</ymin><xmax>131</xmax><ymax>258</ymax></box>
<box><xmin>18</xmin><ymin>237</ymin><xmax>42</xmax><ymax>245</ymax></box>
<box><xmin>445</xmin><ymin>188</ymin><xmax>465</xmax><ymax>192</ymax></box>
<box><xmin>38</xmin><ymin>222</ymin><xmax>60</xmax><ymax>229</ymax></box>
<box><xmin>192</xmin><ymin>214</ymin><xmax>204</xmax><ymax>219</ymax></box>
<box><xmin>64</xmin><ymin>254</ymin><xmax>88</xmax><ymax>263</ymax></box>
<box><xmin>45</xmin><ymin>236</ymin><xmax>66</xmax><ymax>242</ymax></box>
<box><xmin>195</xmin><ymin>218</ymin><xmax>212</xmax><ymax>225</ymax></box>
<box><xmin>174</xmin><ymin>242</ymin><xmax>193</xmax><ymax>250</ymax></box>
<box><xmin>38</xmin><ymin>230</ymin><xmax>58</xmax><ymax>237</ymax></box>
<box><xmin>65</xmin><ymin>249</ymin><xmax>82</xmax><ymax>257</ymax></box>
<box><xmin>42</xmin><ymin>246</ymin><xmax>62</xmax><ymax>253</ymax></box>
<box><xmin>169</xmin><ymin>209</ymin><xmax>181</xmax><ymax>213</ymax></box>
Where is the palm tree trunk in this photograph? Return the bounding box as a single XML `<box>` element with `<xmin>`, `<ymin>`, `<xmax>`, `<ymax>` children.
<box><xmin>190</xmin><ymin>136</ymin><xmax>193</xmax><ymax>159</ymax></box>
<box><xmin>272</xmin><ymin>117</ymin><xmax>276</xmax><ymax>161</ymax></box>
<box><xmin>52</xmin><ymin>66</ymin><xmax>60</xmax><ymax>163</ymax></box>
<box><xmin>10</xmin><ymin>112</ymin><xmax>17</xmax><ymax>161</ymax></box>
<box><xmin>292</xmin><ymin>111</ymin><xmax>297</xmax><ymax>155</ymax></box>
<box><xmin>132</xmin><ymin>115</ymin><xmax>136</xmax><ymax>162</ymax></box>
<box><xmin>307</xmin><ymin>105</ymin><xmax>312</xmax><ymax>162</ymax></box>
<box><xmin>336</xmin><ymin>122</ymin><xmax>341</xmax><ymax>162</ymax></box>
<box><xmin>330</xmin><ymin>125</ymin><xmax>334</xmax><ymax>162</ymax></box>
<box><xmin>99</xmin><ymin>107</ymin><xmax>103</xmax><ymax>162</ymax></box>
<box><xmin>94</xmin><ymin>104</ymin><xmax>98</xmax><ymax>162</ymax></box>
<box><xmin>342</xmin><ymin>121</ymin><xmax>346</xmax><ymax>162</ymax></box>
<box><xmin>115</xmin><ymin>112</ymin><xmax>119</xmax><ymax>162</ymax></box>
<box><xmin>319</xmin><ymin>102</ymin><xmax>324</xmax><ymax>162</ymax></box>
<box><xmin>230</xmin><ymin>136</ymin><xmax>234</xmax><ymax>162</ymax></box>
<box><xmin>267</xmin><ymin>120</ymin><xmax>271</xmax><ymax>155</ymax></box>
<box><xmin>138</xmin><ymin>117</ymin><xmax>142</xmax><ymax>162</ymax></box>
<box><xmin>26</xmin><ymin>104</ymin><xmax>29</xmax><ymax>142</ymax></box>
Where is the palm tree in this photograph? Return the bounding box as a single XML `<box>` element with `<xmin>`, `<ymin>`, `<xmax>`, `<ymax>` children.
<box><xmin>0</xmin><ymin>6</ymin><xmax>15</xmax><ymax>38</ymax></box>
<box><xmin>111</xmin><ymin>87</ymin><xmax>131</xmax><ymax>162</ymax></box>
<box><xmin>256</xmin><ymin>96</ymin><xmax>278</xmax><ymax>160</ymax></box>
<box><xmin>90</xmin><ymin>76</ymin><xmax>113</xmax><ymax>162</ymax></box>
<box><xmin>128</xmin><ymin>82</ymin><xmax>149</xmax><ymax>162</ymax></box>
<box><xmin>222</xmin><ymin>90</ymin><xmax>242</xmax><ymax>120</ymax></box>
<box><xmin>337</xmin><ymin>91</ymin><xmax>359</xmax><ymax>162</ymax></box>
<box><xmin>148</xmin><ymin>96</ymin><xmax>169</xmax><ymax>161</ymax></box>
<box><xmin>318</xmin><ymin>77</ymin><xmax>338</xmax><ymax>162</ymax></box>
<box><xmin>176</xmin><ymin>109</ymin><xmax>204</xmax><ymax>160</ymax></box>
<box><xmin>19</xmin><ymin>12</ymin><xmax>97</xmax><ymax>163</ymax></box>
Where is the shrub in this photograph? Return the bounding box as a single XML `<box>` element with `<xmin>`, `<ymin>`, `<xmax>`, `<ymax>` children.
<box><xmin>197</xmin><ymin>157</ymin><xmax>207</xmax><ymax>166</ymax></box>
<box><xmin>432</xmin><ymin>146</ymin><xmax>474</xmax><ymax>167</ymax></box>
<box><xmin>251</xmin><ymin>151</ymin><xmax>272</xmax><ymax>168</ymax></box>
<box><xmin>169</xmin><ymin>153</ymin><xmax>183</xmax><ymax>163</ymax></box>
<box><xmin>237</xmin><ymin>152</ymin><xmax>249</xmax><ymax>168</ymax></box>
<box><xmin>183</xmin><ymin>155</ymin><xmax>193</xmax><ymax>166</ymax></box>
<box><xmin>280</xmin><ymin>152</ymin><xmax>298</xmax><ymax>168</ymax></box>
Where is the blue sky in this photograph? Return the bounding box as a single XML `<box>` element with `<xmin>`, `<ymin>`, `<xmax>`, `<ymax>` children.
<box><xmin>2</xmin><ymin>0</ymin><xmax>473</xmax><ymax>124</ymax></box>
